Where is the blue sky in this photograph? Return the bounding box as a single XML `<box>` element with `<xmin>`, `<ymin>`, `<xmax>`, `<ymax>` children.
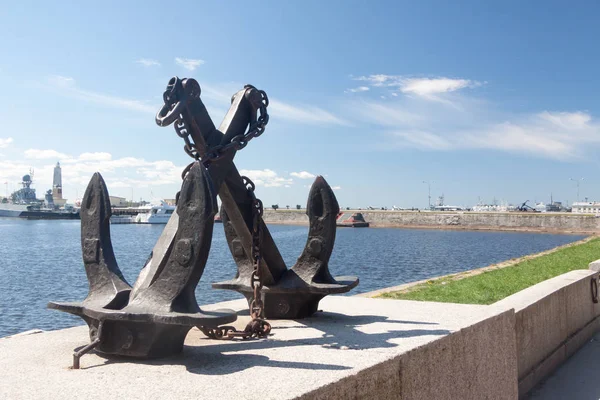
<box><xmin>1</xmin><ymin>1</ymin><xmax>600</xmax><ymax>208</ymax></box>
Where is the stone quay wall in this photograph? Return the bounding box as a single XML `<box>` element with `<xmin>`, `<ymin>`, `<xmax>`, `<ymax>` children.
<box><xmin>493</xmin><ymin>269</ymin><xmax>600</xmax><ymax>397</ymax></box>
<box><xmin>2</xmin><ymin>269</ymin><xmax>599</xmax><ymax>398</ymax></box>
<box><xmin>263</xmin><ymin>209</ymin><xmax>600</xmax><ymax>233</ymax></box>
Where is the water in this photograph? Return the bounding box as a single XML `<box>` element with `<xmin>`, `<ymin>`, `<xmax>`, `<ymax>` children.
<box><xmin>0</xmin><ymin>218</ymin><xmax>586</xmax><ymax>337</ymax></box>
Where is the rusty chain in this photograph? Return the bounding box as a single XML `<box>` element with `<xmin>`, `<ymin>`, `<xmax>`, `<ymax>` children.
<box><xmin>198</xmin><ymin>175</ymin><xmax>271</xmax><ymax>340</ymax></box>
<box><xmin>166</xmin><ymin>81</ymin><xmax>271</xmax><ymax>340</ymax></box>
<box><xmin>174</xmin><ymin>84</ymin><xmax>269</xmax><ymax>176</ymax></box>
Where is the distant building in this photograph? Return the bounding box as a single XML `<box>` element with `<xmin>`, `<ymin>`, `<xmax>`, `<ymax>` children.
<box><xmin>52</xmin><ymin>162</ymin><xmax>67</xmax><ymax>207</ymax></box>
<box><xmin>109</xmin><ymin>196</ymin><xmax>128</xmax><ymax>207</ymax></box>
<box><xmin>545</xmin><ymin>202</ymin><xmax>563</xmax><ymax>212</ymax></box>
<box><xmin>571</xmin><ymin>202</ymin><xmax>600</xmax><ymax>214</ymax></box>
<box><xmin>53</xmin><ymin>162</ymin><xmax>62</xmax><ymax>188</ymax></box>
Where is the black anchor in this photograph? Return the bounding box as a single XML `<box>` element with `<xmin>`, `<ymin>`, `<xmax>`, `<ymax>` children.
<box><xmin>156</xmin><ymin>77</ymin><xmax>359</xmax><ymax>319</ymax></box>
<box><xmin>48</xmin><ymin>162</ymin><xmax>236</xmax><ymax>367</ymax></box>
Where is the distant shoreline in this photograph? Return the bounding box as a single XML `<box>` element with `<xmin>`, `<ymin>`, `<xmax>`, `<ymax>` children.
<box><xmin>262</xmin><ymin>209</ymin><xmax>600</xmax><ymax>234</ymax></box>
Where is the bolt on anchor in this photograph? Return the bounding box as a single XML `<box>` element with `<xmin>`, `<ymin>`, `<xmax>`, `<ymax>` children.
<box><xmin>156</xmin><ymin>76</ymin><xmax>359</xmax><ymax>320</ymax></box>
<box><xmin>48</xmin><ymin>162</ymin><xmax>236</xmax><ymax>368</ymax></box>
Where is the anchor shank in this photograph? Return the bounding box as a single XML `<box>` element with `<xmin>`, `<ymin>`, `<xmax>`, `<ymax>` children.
<box><xmin>183</xmin><ymin>85</ymin><xmax>287</xmax><ymax>285</ymax></box>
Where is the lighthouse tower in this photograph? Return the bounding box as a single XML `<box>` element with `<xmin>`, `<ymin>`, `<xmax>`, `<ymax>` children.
<box><xmin>52</xmin><ymin>162</ymin><xmax>67</xmax><ymax>207</ymax></box>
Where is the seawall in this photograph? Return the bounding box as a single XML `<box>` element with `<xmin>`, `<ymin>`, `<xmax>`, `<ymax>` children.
<box><xmin>263</xmin><ymin>210</ymin><xmax>600</xmax><ymax>233</ymax></box>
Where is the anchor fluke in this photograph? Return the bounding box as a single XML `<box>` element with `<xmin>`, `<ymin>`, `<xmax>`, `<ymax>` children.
<box><xmin>214</xmin><ymin>175</ymin><xmax>358</xmax><ymax>319</ymax></box>
<box><xmin>48</xmin><ymin>163</ymin><xmax>236</xmax><ymax>361</ymax></box>
<box><xmin>48</xmin><ymin>172</ymin><xmax>131</xmax><ymax>318</ymax></box>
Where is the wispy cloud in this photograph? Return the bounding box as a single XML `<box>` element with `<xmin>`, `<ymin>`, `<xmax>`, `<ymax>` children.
<box><xmin>45</xmin><ymin>75</ymin><xmax>157</xmax><ymax>113</ymax></box>
<box><xmin>24</xmin><ymin>149</ymin><xmax>70</xmax><ymax>160</ymax></box>
<box><xmin>200</xmin><ymin>83</ymin><xmax>350</xmax><ymax>126</ymax></box>
<box><xmin>331</xmin><ymin>185</ymin><xmax>341</xmax><ymax>190</ymax></box>
<box><xmin>175</xmin><ymin>57</ymin><xmax>205</xmax><ymax>71</ymax></box>
<box><xmin>48</xmin><ymin>75</ymin><xmax>75</xmax><ymax>88</ymax></box>
<box><xmin>347</xmin><ymin>72</ymin><xmax>600</xmax><ymax>161</ymax></box>
<box><xmin>400</xmin><ymin>78</ymin><xmax>481</xmax><ymax>97</ymax></box>
<box><xmin>78</xmin><ymin>152</ymin><xmax>112</xmax><ymax>162</ymax></box>
<box><xmin>270</xmin><ymin>99</ymin><xmax>350</xmax><ymax>126</ymax></box>
<box><xmin>353</xmin><ymin>74</ymin><xmax>482</xmax><ymax>103</ymax></box>
<box><xmin>387</xmin><ymin>130</ymin><xmax>453</xmax><ymax>150</ymax></box>
<box><xmin>290</xmin><ymin>171</ymin><xmax>316</xmax><ymax>179</ymax></box>
<box><xmin>355</xmin><ymin>99</ymin><xmax>425</xmax><ymax>127</ymax></box>
<box><xmin>458</xmin><ymin>112</ymin><xmax>591</xmax><ymax>160</ymax></box>
<box><xmin>378</xmin><ymin>109</ymin><xmax>599</xmax><ymax>160</ymax></box>
<box><xmin>238</xmin><ymin>169</ymin><xmax>293</xmax><ymax>187</ymax></box>
<box><xmin>136</xmin><ymin>58</ymin><xmax>161</xmax><ymax>67</ymax></box>
<box><xmin>0</xmin><ymin>137</ymin><xmax>13</xmax><ymax>148</ymax></box>
<box><xmin>345</xmin><ymin>86</ymin><xmax>370</xmax><ymax>94</ymax></box>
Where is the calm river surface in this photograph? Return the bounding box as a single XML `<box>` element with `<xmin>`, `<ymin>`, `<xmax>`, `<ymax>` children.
<box><xmin>0</xmin><ymin>218</ymin><xmax>586</xmax><ymax>337</ymax></box>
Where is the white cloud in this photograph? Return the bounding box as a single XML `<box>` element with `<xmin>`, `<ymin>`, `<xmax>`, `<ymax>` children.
<box><xmin>1</xmin><ymin>149</ymin><xmax>187</xmax><ymax>201</ymax></box>
<box><xmin>45</xmin><ymin>75</ymin><xmax>157</xmax><ymax>113</ymax></box>
<box><xmin>331</xmin><ymin>186</ymin><xmax>341</xmax><ymax>190</ymax></box>
<box><xmin>383</xmin><ymin>110</ymin><xmax>600</xmax><ymax>159</ymax></box>
<box><xmin>48</xmin><ymin>75</ymin><xmax>75</xmax><ymax>88</ymax></box>
<box><xmin>238</xmin><ymin>169</ymin><xmax>293</xmax><ymax>187</ymax></box>
<box><xmin>270</xmin><ymin>99</ymin><xmax>350</xmax><ymax>126</ymax></box>
<box><xmin>538</xmin><ymin>111</ymin><xmax>591</xmax><ymax>130</ymax></box>
<box><xmin>24</xmin><ymin>149</ymin><xmax>70</xmax><ymax>160</ymax></box>
<box><xmin>136</xmin><ymin>58</ymin><xmax>161</xmax><ymax>67</ymax></box>
<box><xmin>400</xmin><ymin>78</ymin><xmax>480</xmax><ymax>96</ymax></box>
<box><xmin>290</xmin><ymin>171</ymin><xmax>316</xmax><ymax>179</ymax></box>
<box><xmin>461</xmin><ymin>121</ymin><xmax>577</xmax><ymax>159</ymax></box>
<box><xmin>351</xmin><ymin>85</ymin><xmax>600</xmax><ymax>161</ymax></box>
<box><xmin>354</xmin><ymin>74</ymin><xmax>395</xmax><ymax>87</ymax></box>
<box><xmin>355</xmin><ymin>100</ymin><xmax>424</xmax><ymax>127</ymax></box>
<box><xmin>175</xmin><ymin>57</ymin><xmax>205</xmax><ymax>71</ymax></box>
<box><xmin>352</xmin><ymin>75</ymin><xmax>482</xmax><ymax>103</ymax></box>
<box><xmin>77</xmin><ymin>152</ymin><xmax>112</xmax><ymax>162</ymax></box>
<box><xmin>389</xmin><ymin>131</ymin><xmax>453</xmax><ymax>150</ymax></box>
<box><xmin>0</xmin><ymin>137</ymin><xmax>13</xmax><ymax>148</ymax></box>
<box><xmin>345</xmin><ymin>86</ymin><xmax>370</xmax><ymax>94</ymax></box>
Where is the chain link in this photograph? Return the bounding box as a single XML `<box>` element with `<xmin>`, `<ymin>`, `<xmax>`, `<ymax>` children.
<box><xmin>197</xmin><ymin>175</ymin><xmax>271</xmax><ymax>340</ymax></box>
<box><xmin>175</xmin><ymin>85</ymin><xmax>269</xmax><ymax>167</ymax></box>
<box><xmin>245</xmin><ymin>176</ymin><xmax>266</xmax><ymax>321</ymax></box>
<box><xmin>175</xmin><ymin>84</ymin><xmax>269</xmax><ymax>199</ymax></box>
<box><xmin>168</xmin><ymin>83</ymin><xmax>271</xmax><ymax>340</ymax></box>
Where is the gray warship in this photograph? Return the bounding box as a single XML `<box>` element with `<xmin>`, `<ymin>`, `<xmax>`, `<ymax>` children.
<box><xmin>0</xmin><ymin>171</ymin><xmax>79</xmax><ymax>220</ymax></box>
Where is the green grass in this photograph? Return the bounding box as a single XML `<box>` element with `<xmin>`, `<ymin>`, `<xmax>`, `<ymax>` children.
<box><xmin>379</xmin><ymin>237</ymin><xmax>600</xmax><ymax>305</ymax></box>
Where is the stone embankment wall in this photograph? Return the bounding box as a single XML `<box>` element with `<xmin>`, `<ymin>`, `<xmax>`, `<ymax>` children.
<box><xmin>493</xmin><ymin>269</ymin><xmax>600</xmax><ymax>397</ymax></box>
<box><xmin>263</xmin><ymin>210</ymin><xmax>600</xmax><ymax>233</ymax></box>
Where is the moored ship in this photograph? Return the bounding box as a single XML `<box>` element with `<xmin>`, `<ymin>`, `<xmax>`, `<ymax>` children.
<box><xmin>0</xmin><ymin>171</ymin><xmax>79</xmax><ymax>220</ymax></box>
<box><xmin>134</xmin><ymin>201</ymin><xmax>175</xmax><ymax>224</ymax></box>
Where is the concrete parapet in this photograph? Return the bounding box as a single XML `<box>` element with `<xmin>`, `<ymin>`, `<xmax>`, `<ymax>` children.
<box><xmin>301</xmin><ymin>310</ymin><xmax>517</xmax><ymax>400</ymax></box>
<box><xmin>0</xmin><ymin>297</ymin><xmax>516</xmax><ymax>400</ymax></box>
<box><xmin>588</xmin><ymin>258</ymin><xmax>600</xmax><ymax>272</ymax></box>
<box><xmin>4</xmin><ymin>270</ymin><xmax>600</xmax><ymax>398</ymax></box>
<box><xmin>493</xmin><ymin>269</ymin><xmax>600</xmax><ymax>397</ymax></box>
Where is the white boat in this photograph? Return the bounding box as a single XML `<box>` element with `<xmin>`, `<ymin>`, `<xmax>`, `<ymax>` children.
<box><xmin>134</xmin><ymin>201</ymin><xmax>175</xmax><ymax>224</ymax></box>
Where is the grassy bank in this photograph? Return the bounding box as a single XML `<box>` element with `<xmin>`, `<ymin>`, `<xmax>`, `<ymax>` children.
<box><xmin>379</xmin><ymin>237</ymin><xmax>600</xmax><ymax>305</ymax></box>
